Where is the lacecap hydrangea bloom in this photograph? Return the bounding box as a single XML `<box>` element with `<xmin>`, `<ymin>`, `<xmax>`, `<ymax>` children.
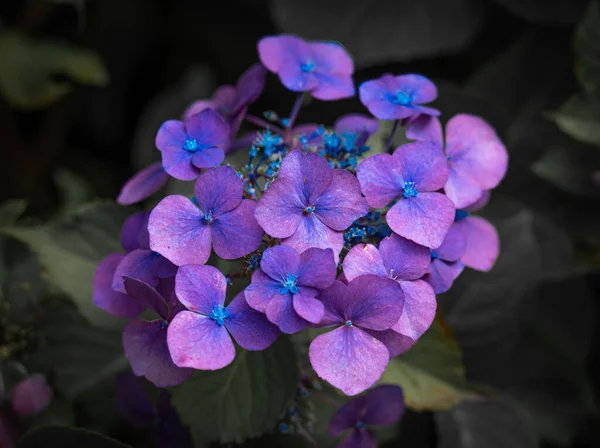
<box><xmin>93</xmin><ymin>32</ymin><xmax>508</xmax><ymax>445</ymax></box>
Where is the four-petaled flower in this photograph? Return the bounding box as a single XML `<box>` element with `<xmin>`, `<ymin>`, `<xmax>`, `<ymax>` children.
<box><xmin>155</xmin><ymin>108</ymin><xmax>229</xmax><ymax>181</ymax></box>
<box><xmin>359</xmin><ymin>73</ymin><xmax>439</xmax><ymax>120</ymax></box>
<box><xmin>330</xmin><ymin>385</ymin><xmax>406</xmax><ymax>448</ymax></box>
<box><xmin>167</xmin><ymin>265</ymin><xmax>280</xmax><ymax>370</ymax></box>
<box><xmin>245</xmin><ymin>245</ymin><xmax>336</xmax><ymax>334</ymax></box>
<box><xmin>357</xmin><ymin>141</ymin><xmax>455</xmax><ymax>249</ymax></box>
<box><xmin>258</xmin><ymin>35</ymin><xmax>355</xmax><ymax>100</ymax></box>
<box><xmin>423</xmin><ymin>224</ymin><xmax>466</xmax><ymax>293</ymax></box>
<box><xmin>148</xmin><ymin>166</ymin><xmax>264</xmax><ymax>266</ymax></box>
<box><xmin>255</xmin><ymin>150</ymin><xmax>369</xmax><ymax>261</ymax></box>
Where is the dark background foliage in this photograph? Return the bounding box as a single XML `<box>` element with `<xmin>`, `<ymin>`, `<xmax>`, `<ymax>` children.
<box><xmin>1</xmin><ymin>1</ymin><xmax>599</xmax><ymax>447</ymax></box>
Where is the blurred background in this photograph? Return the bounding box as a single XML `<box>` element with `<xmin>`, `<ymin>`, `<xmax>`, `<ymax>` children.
<box><xmin>1</xmin><ymin>1</ymin><xmax>599</xmax><ymax>447</ymax></box>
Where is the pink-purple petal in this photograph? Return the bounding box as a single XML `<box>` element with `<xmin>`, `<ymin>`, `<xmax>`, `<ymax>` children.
<box><xmin>212</xmin><ymin>200</ymin><xmax>264</xmax><ymax>259</ymax></box>
<box><xmin>406</xmin><ymin>114</ymin><xmax>443</xmax><ymax>147</ymax></box>
<box><xmin>266</xmin><ymin>293</ymin><xmax>309</xmax><ymax>334</ymax></box>
<box><xmin>117</xmin><ymin>163</ymin><xmax>169</xmax><ymax>206</ymax></box>
<box><xmin>254</xmin><ymin>177</ymin><xmax>304</xmax><ymax>238</ymax></box>
<box><xmin>156</xmin><ymin>120</ymin><xmax>186</xmax><ymax>153</ymax></box>
<box><xmin>123</xmin><ymin>319</ymin><xmax>193</xmax><ymax>387</ymax></box>
<box><xmin>309</xmin><ymin>326</ymin><xmax>390</xmax><ymax>396</ymax></box>
<box><xmin>346</xmin><ymin>275</ymin><xmax>404</xmax><ymax>331</ymax></box>
<box><xmin>309</xmin><ymin>42</ymin><xmax>354</xmax><ymax>75</ymax></box>
<box><xmin>279</xmin><ymin>150</ymin><xmax>333</xmax><ymax>205</ymax></box>
<box><xmin>167</xmin><ymin>311</ymin><xmax>235</xmax><ymax>370</ymax></box>
<box><xmin>310</xmin><ymin>73</ymin><xmax>355</xmax><ymax>101</ymax></box>
<box><xmin>379</xmin><ymin>234</ymin><xmax>431</xmax><ymax>281</ymax></box>
<box><xmin>258</xmin><ymin>35</ymin><xmax>310</xmax><ymax>74</ymax></box>
<box><xmin>112</xmin><ymin>249</ymin><xmax>165</xmax><ymax>293</ymax></box>
<box><xmin>148</xmin><ymin>195</ymin><xmax>212</xmax><ymax>266</ymax></box>
<box><xmin>120</xmin><ymin>212</ymin><xmax>150</xmax><ymax>252</ymax></box>
<box><xmin>424</xmin><ymin>260</ymin><xmax>465</xmax><ymax>294</ymax></box>
<box><xmin>225</xmin><ymin>292</ymin><xmax>280</xmax><ymax>350</ymax></box>
<box><xmin>193</xmin><ymin>166</ymin><xmax>242</xmax><ymax>217</ymax></box>
<box><xmin>343</xmin><ymin>244</ymin><xmax>388</xmax><ymax>281</ymax></box>
<box><xmin>292</xmin><ymin>287</ymin><xmax>324</xmax><ymax>324</ymax></box>
<box><xmin>182</xmin><ymin>99</ymin><xmax>215</xmax><ymax>122</ymax></box>
<box><xmin>10</xmin><ymin>374</ymin><xmax>53</xmax><ymax>417</ymax></box>
<box><xmin>184</xmin><ymin>108</ymin><xmax>229</xmax><ymax>150</ymax></box>
<box><xmin>444</xmin><ymin>168</ymin><xmax>485</xmax><ymax>210</ymax></box>
<box><xmin>123</xmin><ymin>277</ymin><xmax>169</xmax><ymax>320</ymax></box>
<box><xmin>297</xmin><ymin>247</ymin><xmax>337</xmax><ymax>289</ymax></box>
<box><xmin>395</xmin><ymin>74</ymin><xmax>438</xmax><ymax>104</ymax></box>
<box><xmin>244</xmin><ymin>270</ymin><xmax>282</xmax><ymax>313</ymax></box>
<box><xmin>282</xmin><ymin>214</ymin><xmax>344</xmax><ymax>264</ymax></box>
<box><xmin>175</xmin><ymin>265</ymin><xmax>227</xmax><ymax>314</ymax></box>
<box><xmin>455</xmin><ymin>216</ymin><xmax>499</xmax><ymax>271</ymax></box>
<box><xmin>317</xmin><ymin>280</ymin><xmax>350</xmax><ymax>327</ymax></box>
<box><xmin>386</xmin><ymin>192</ymin><xmax>455</xmax><ymax>249</ymax></box>
<box><xmin>190</xmin><ymin>146</ymin><xmax>225</xmax><ymax>169</ymax></box>
<box><xmin>363</xmin><ymin>385</ymin><xmax>406</xmax><ymax>426</ymax></box>
<box><xmin>259</xmin><ymin>245</ymin><xmax>301</xmax><ymax>282</ymax></box>
<box><xmin>365</xmin><ymin>328</ymin><xmax>416</xmax><ymax>358</ymax></box>
<box><xmin>232</xmin><ymin>63</ymin><xmax>267</xmax><ymax>113</ymax></box>
<box><xmin>434</xmin><ymin>223</ymin><xmax>467</xmax><ymax>262</ymax></box>
<box><xmin>392</xmin><ymin>141</ymin><xmax>448</xmax><ymax>192</ymax></box>
<box><xmin>160</xmin><ymin>145</ymin><xmax>200</xmax><ymax>181</ymax></box>
<box><xmin>356</xmin><ymin>153</ymin><xmax>403</xmax><ymax>208</ymax></box>
<box><xmin>335</xmin><ymin>114</ymin><xmax>379</xmax><ymax>137</ymax></box>
<box><xmin>392</xmin><ymin>280</ymin><xmax>436</xmax><ymax>340</ymax></box>
<box><xmin>329</xmin><ymin>396</ymin><xmax>366</xmax><ymax>435</ymax></box>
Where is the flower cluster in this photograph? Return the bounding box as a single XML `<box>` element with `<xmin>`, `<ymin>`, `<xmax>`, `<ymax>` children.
<box><xmin>97</xmin><ymin>33</ymin><xmax>507</xmax><ymax>447</ymax></box>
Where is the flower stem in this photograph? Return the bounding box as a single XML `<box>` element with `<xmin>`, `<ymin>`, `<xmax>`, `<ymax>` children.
<box><xmin>384</xmin><ymin>119</ymin><xmax>399</xmax><ymax>153</ymax></box>
<box><xmin>287</xmin><ymin>93</ymin><xmax>305</xmax><ymax>129</ymax></box>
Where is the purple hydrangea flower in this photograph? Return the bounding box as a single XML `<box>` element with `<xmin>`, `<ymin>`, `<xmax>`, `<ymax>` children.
<box><xmin>148</xmin><ymin>166</ymin><xmax>264</xmax><ymax>266</ymax></box>
<box><xmin>117</xmin><ymin>162</ymin><xmax>169</xmax><ymax>206</ymax></box>
<box><xmin>359</xmin><ymin>74</ymin><xmax>439</xmax><ymax>120</ymax></box>
<box><xmin>122</xmin><ymin>277</ymin><xmax>194</xmax><ymax>387</ymax></box>
<box><xmin>309</xmin><ymin>275</ymin><xmax>405</xmax><ymax>395</ymax></box>
<box><xmin>183</xmin><ymin>63</ymin><xmax>266</xmax><ymax>143</ymax></box>
<box><xmin>167</xmin><ymin>265</ymin><xmax>280</xmax><ymax>371</ymax></box>
<box><xmin>292</xmin><ymin>114</ymin><xmax>379</xmax><ymax>152</ymax></box>
<box><xmin>155</xmin><ymin>108</ymin><xmax>229</xmax><ymax>180</ymax></box>
<box><xmin>258</xmin><ymin>35</ymin><xmax>355</xmax><ymax>100</ymax></box>
<box><xmin>255</xmin><ymin>150</ymin><xmax>369</xmax><ymax>262</ymax></box>
<box><xmin>407</xmin><ymin>114</ymin><xmax>508</xmax><ymax>209</ymax></box>
<box><xmin>330</xmin><ymin>385</ymin><xmax>405</xmax><ymax>448</ymax></box>
<box><xmin>8</xmin><ymin>374</ymin><xmax>53</xmax><ymax>417</ymax></box>
<box><xmin>245</xmin><ymin>246</ymin><xmax>336</xmax><ymax>334</ymax></box>
<box><xmin>357</xmin><ymin>141</ymin><xmax>455</xmax><ymax>249</ymax></box>
<box><xmin>117</xmin><ymin>374</ymin><xmax>192</xmax><ymax>448</ymax></box>
<box><xmin>423</xmin><ymin>224</ymin><xmax>466</xmax><ymax>293</ymax></box>
<box><xmin>343</xmin><ymin>234</ymin><xmax>436</xmax><ymax>344</ymax></box>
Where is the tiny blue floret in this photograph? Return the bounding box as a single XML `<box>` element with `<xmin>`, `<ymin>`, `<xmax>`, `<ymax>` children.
<box><xmin>209</xmin><ymin>305</ymin><xmax>229</xmax><ymax>326</ymax></box>
<box><xmin>203</xmin><ymin>210</ymin><xmax>213</xmax><ymax>223</ymax></box>
<box><xmin>182</xmin><ymin>138</ymin><xmax>198</xmax><ymax>152</ymax></box>
<box><xmin>301</xmin><ymin>61</ymin><xmax>316</xmax><ymax>72</ymax></box>
<box><xmin>280</xmin><ymin>273</ymin><xmax>299</xmax><ymax>295</ymax></box>
<box><xmin>431</xmin><ymin>251</ymin><xmax>439</xmax><ymax>260</ymax></box>
<box><xmin>345</xmin><ymin>320</ymin><xmax>353</xmax><ymax>327</ymax></box>
<box><xmin>403</xmin><ymin>181</ymin><xmax>418</xmax><ymax>198</ymax></box>
<box><xmin>455</xmin><ymin>209</ymin><xmax>469</xmax><ymax>221</ymax></box>
<box><xmin>391</xmin><ymin>90</ymin><xmax>414</xmax><ymax>106</ymax></box>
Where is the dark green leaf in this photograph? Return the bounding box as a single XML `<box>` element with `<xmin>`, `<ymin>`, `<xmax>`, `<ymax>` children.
<box><xmin>0</xmin><ymin>200</ymin><xmax>27</xmax><ymax>227</ymax></box>
<box><xmin>29</xmin><ymin>396</ymin><xmax>75</xmax><ymax>430</ymax></box>
<box><xmin>172</xmin><ymin>337</ymin><xmax>299</xmax><ymax>444</ymax></box>
<box><xmin>575</xmin><ymin>0</ymin><xmax>600</xmax><ymax>100</ymax></box>
<box><xmin>17</xmin><ymin>426</ymin><xmax>130</xmax><ymax>448</ymax></box>
<box><xmin>552</xmin><ymin>94</ymin><xmax>600</xmax><ymax>147</ymax></box>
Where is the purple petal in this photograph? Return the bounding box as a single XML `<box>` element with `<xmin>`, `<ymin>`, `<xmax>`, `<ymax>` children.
<box><xmin>365</xmin><ymin>328</ymin><xmax>416</xmax><ymax>358</ymax></box>
<box><xmin>356</xmin><ymin>153</ymin><xmax>403</xmax><ymax>208</ymax></box>
<box><xmin>210</xmin><ymin>86</ymin><xmax>237</xmax><ymax>111</ymax></box>
<box><xmin>466</xmin><ymin>190</ymin><xmax>491</xmax><ymax>212</ymax></box>
<box><xmin>424</xmin><ymin>260</ymin><xmax>464</xmax><ymax>294</ymax></box>
<box><xmin>212</xmin><ymin>200</ymin><xmax>264</xmax><ymax>259</ymax></box>
<box><xmin>279</xmin><ymin>150</ymin><xmax>333</xmax><ymax>205</ymax></box>
<box><xmin>363</xmin><ymin>385</ymin><xmax>406</xmax><ymax>426</ymax></box>
<box><xmin>309</xmin><ymin>42</ymin><xmax>354</xmax><ymax>75</ymax></box>
<box><xmin>116</xmin><ymin>373</ymin><xmax>156</xmax><ymax>427</ymax></box>
<box><xmin>314</xmin><ymin>170</ymin><xmax>369</xmax><ymax>231</ymax></box>
<box><xmin>359</xmin><ymin>76</ymin><xmax>406</xmax><ymax>120</ymax></box>
<box><xmin>444</xmin><ymin>168</ymin><xmax>485</xmax><ymax>209</ymax></box>
<box><xmin>394</xmin><ymin>74</ymin><xmax>438</xmax><ymax>104</ymax></box>
<box><xmin>10</xmin><ymin>374</ymin><xmax>53</xmax><ymax>417</ymax></box>
<box><xmin>123</xmin><ymin>277</ymin><xmax>168</xmax><ymax>320</ymax></box>
<box><xmin>434</xmin><ymin>223</ymin><xmax>467</xmax><ymax>262</ymax></box>
<box><xmin>339</xmin><ymin>429</ymin><xmax>377</xmax><ymax>448</ymax></box>
<box><xmin>346</xmin><ymin>275</ymin><xmax>404</xmax><ymax>331</ymax></box>
<box><xmin>334</xmin><ymin>113</ymin><xmax>379</xmax><ymax>138</ymax></box>
<box><xmin>193</xmin><ymin>166</ymin><xmax>242</xmax><ymax>217</ymax></box>
<box><xmin>167</xmin><ymin>311</ymin><xmax>235</xmax><ymax>370</ymax></box>
<box><xmin>254</xmin><ymin>177</ymin><xmax>304</xmax><ymax>238</ymax></box>
<box><xmin>445</xmin><ymin>114</ymin><xmax>508</xmax><ymax>190</ymax></box>
<box><xmin>282</xmin><ymin>214</ymin><xmax>344</xmax><ymax>264</ymax></box>
<box><xmin>182</xmin><ymin>99</ymin><xmax>215</xmax><ymax>122</ymax></box>
<box><xmin>406</xmin><ymin>114</ymin><xmax>443</xmax><ymax>147</ymax></box>
<box><xmin>392</xmin><ymin>141</ymin><xmax>448</xmax><ymax>192</ymax></box>
<box><xmin>318</xmin><ymin>280</ymin><xmax>351</xmax><ymax>326</ymax></box>
<box><xmin>123</xmin><ymin>319</ymin><xmax>194</xmax><ymax>387</ymax></box>
<box><xmin>292</xmin><ymin>287</ymin><xmax>324</xmax><ymax>324</ymax></box>
<box><xmin>175</xmin><ymin>265</ymin><xmax>226</xmax><ymax>314</ymax></box>
<box><xmin>156</xmin><ymin>392</ymin><xmax>193</xmax><ymax>448</ymax></box>
<box><xmin>190</xmin><ymin>146</ymin><xmax>225</xmax><ymax>170</ymax></box>
<box><xmin>379</xmin><ymin>234</ymin><xmax>431</xmax><ymax>281</ymax></box>
<box><xmin>309</xmin><ymin>326</ymin><xmax>390</xmax><ymax>396</ymax></box>
<box><xmin>184</xmin><ymin>108</ymin><xmax>229</xmax><ymax>151</ymax></box>
<box><xmin>258</xmin><ymin>35</ymin><xmax>311</xmax><ymax>74</ymax></box>
<box><xmin>160</xmin><ymin>145</ymin><xmax>201</xmax><ymax>181</ymax></box>
<box><xmin>259</xmin><ymin>245</ymin><xmax>301</xmax><ymax>282</ymax></box>
<box><xmin>121</xmin><ymin>212</ymin><xmax>150</xmax><ymax>252</ymax></box>
<box><xmin>392</xmin><ymin>280</ymin><xmax>436</xmax><ymax>340</ymax></box>
<box><xmin>297</xmin><ymin>247</ymin><xmax>337</xmax><ymax>289</ymax></box>
<box><xmin>454</xmin><ymin>216</ymin><xmax>499</xmax><ymax>271</ymax></box>
<box><xmin>310</xmin><ymin>73</ymin><xmax>355</xmax><ymax>101</ymax></box>
<box><xmin>156</xmin><ymin>120</ymin><xmax>186</xmax><ymax>153</ymax></box>
<box><xmin>232</xmin><ymin>63</ymin><xmax>266</xmax><ymax>113</ymax></box>
<box><xmin>245</xmin><ymin>270</ymin><xmax>284</xmax><ymax>313</ymax></box>
<box><xmin>279</xmin><ymin>63</ymin><xmax>320</xmax><ymax>92</ymax></box>
<box><xmin>148</xmin><ymin>195</ymin><xmax>212</xmax><ymax>266</ymax></box>
<box><xmin>343</xmin><ymin>244</ymin><xmax>388</xmax><ymax>281</ymax></box>
<box><xmin>330</xmin><ymin>396</ymin><xmax>366</xmax><ymax>435</ymax></box>
<box><xmin>224</xmin><ymin>292</ymin><xmax>280</xmax><ymax>350</ymax></box>
<box><xmin>266</xmin><ymin>292</ymin><xmax>309</xmax><ymax>334</ymax></box>
<box><xmin>93</xmin><ymin>254</ymin><xmax>145</xmax><ymax>318</ymax></box>
<box><xmin>112</xmin><ymin>249</ymin><xmax>176</xmax><ymax>293</ymax></box>
<box><xmin>386</xmin><ymin>192</ymin><xmax>455</xmax><ymax>249</ymax></box>
<box><xmin>117</xmin><ymin>163</ymin><xmax>169</xmax><ymax>206</ymax></box>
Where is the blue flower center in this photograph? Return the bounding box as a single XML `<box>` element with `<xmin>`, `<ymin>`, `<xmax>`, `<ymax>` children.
<box><xmin>403</xmin><ymin>181</ymin><xmax>418</xmax><ymax>198</ymax></box>
<box><xmin>431</xmin><ymin>251</ymin><xmax>439</xmax><ymax>260</ymax></box>
<box><xmin>324</xmin><ymin>132</ymin><xmax>342</xmax><ymax>150</ymax></box>
<box><xmin>455</xmin><ymin>209</ymin><xmax>469</xmax><ymax>221</ymax></box>
<box><xmin>300</xmin><ymin>61</ymin><xmax>316</xmax><ymax>73</ymax></box>
<box><xmin>203</xmin><ymin>210</ymin><xmax>213</xmax><ymax>224</ymax></box>
<box><xmin>160</xmin><ymin>320</ymin><xmax>168</xmax><ymax>330</ymax></box>
<box><xmin>304</xmin><ymin>205</ymin><xmax>316</xmax><ymax>214</ymax></box>
<box><xmin>345</xmin><ymin>320</ymin><xmax>353</xmax><ymax>327</ymax></box>
<box><xmin>392</xmin><ymin>90</ymin><xmax>414</xmax><ymax>105</ymax></box>
<box><xmin>183</xmin><ymin>138</ymin><xmax>198</xmax><ymax>152</ymax></box>
<box><xmin>280</xmin><ymin>273</ymin><xmax>298</xmax><ymax>295</ymax></box>
<box><xmin>356</xmin><ymin>422</ymin><xmax>365</xmax><ymax>430</ymax></box>
<box><xmin>209</xmin><ymin>305</ymin><xmax>229</xmax><ymax>326</ymax></box>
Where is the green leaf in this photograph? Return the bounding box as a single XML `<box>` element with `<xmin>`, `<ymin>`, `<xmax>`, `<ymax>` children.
<box><xmin>172</xmin><ymin>337</ymin><xmax>299</xmax><ymax>444</ymax></box>
<box><xmin>0</xmin><ymin>31</ymin><xmax>109</xmax><ymax>110</ymax></box>
<box><xmin>552</xmin><ymin>94</ymin><xmax>600</xmax><ymax>147</ymax></box>
<box><xmin>491</xmin><ymin>0</ymin><xmax>588</xmax><ymax>25</ymax></box>
<box><xmin>0</xmin><ymin>200</ymin><xmax>27</xmax><ymax>227</ymax></box>
<box><xmin>17</xmin><ymin>426</ymin><xmax>130</xmax><ymax>448</ymax></box>
<box><xmin>380</xmin><ymin>318</ymin><xmax>477</xmax><ymax>411</ymax></box>
<box><xmin>575</xmin><ymin>0</ymin><xmax>600</xmax><ymax>100</ymax></box>
<box><xmin>29</xmin><ymin>396</ymin><xmax>75</xmax><ymax>430</ymax></box>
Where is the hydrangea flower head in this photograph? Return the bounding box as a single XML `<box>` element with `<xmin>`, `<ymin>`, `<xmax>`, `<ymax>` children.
<box><xmin>148</xmin><ymin>166</ymin><xmax>264</xmax><ymax>266</ymax></box>
<box><xmin>330</xmin><ymin>385</ymin><xmax>405</xmax><ymax>448</ymax></box>
<box><xmin>255</xmin><ymin>150</ymin><xmax>369</xmax><ymax>261</ymax></box>
<box><xmin>357</xmin><ymin>141</ymin><xmax>455</xmax><ymax>248</ymax></box>
<box><xmin>155</xmin><ymin>108</ymin><xmax>229</xmax><ymax>180</ymax></box>
<box><xmin>167</xmin><ymin>265</ymin><xmax>280</xmax><ymax>370</ymax></box>
<box><xmin>343</xmin><ymin>234</ymin><xmax>436</xmax><ymax>343</ymax></box>
<box><xmin>407</xmin><ymin>114</ymin><xmax>508</xmax><ymax>208</ymax></box>
<box><xmin>122</xmin><ymin>277</ymin><xmax>194</xmax><ymax>387</ymax></box>
<box><xmin>309</xmin><ymin>275</ymin><xmax>404</xmax><ymax>395</ymax></box>
<box><xmin>423</xmin><ymin>224</ymin><xmax>466</xmax><ymax>293</ymax></box>
<box><xmin>359</xmin><ymin>74</ymin><xmax>439</xmax><ymax>120</ymax></box>
<box><xmin>258</xmin><ymin>35</ymin><xmax>355</xmax><ymax>100</ymax></box>
<box><xmin>117</xmin><ymin>162</ymin><xmax>169</xmax><ymax>206</ymax></box>
<box><xmin>245</xmin><ymin>245</ymin><xmax>336</xmax><ymax>334</ymax></box>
